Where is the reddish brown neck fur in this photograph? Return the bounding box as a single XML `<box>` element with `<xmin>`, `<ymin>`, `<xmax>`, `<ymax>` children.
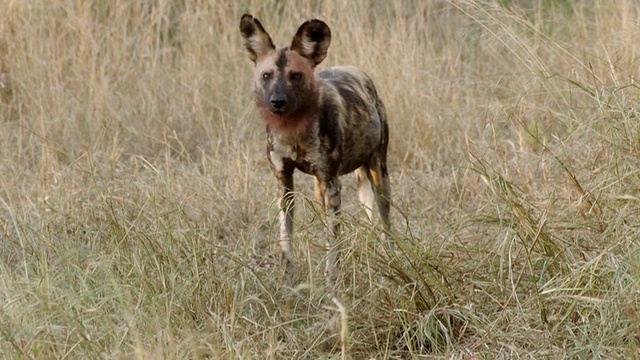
<box><xmin>257</xmin><ymin>90</ymin><xmax>319</xmax><ymax>136</ymax></box>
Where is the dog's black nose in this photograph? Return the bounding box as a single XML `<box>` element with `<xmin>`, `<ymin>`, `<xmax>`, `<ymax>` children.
<box><xmin>270</xmin><ymin>94</ymin><xmax>287</xmax><ymax>110</ymax></box>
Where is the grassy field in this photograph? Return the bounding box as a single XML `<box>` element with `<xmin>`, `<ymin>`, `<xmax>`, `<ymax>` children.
<box><xmin>1</xmin><ymin>0</ymin><xmax>640</xmax><ymax>358</ymax></box>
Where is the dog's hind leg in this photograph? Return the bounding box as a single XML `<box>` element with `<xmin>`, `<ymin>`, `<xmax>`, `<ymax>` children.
<box><xmin>369</xmin><ymin>117</ymin><xmax>392</xmax><ymax>248</ymax></box>
<box><xmin>313</xmin><ymin>177</ymin><xmax>325</xmax><ymax>207</ymax></box>
<box><xmin>369</xmin><ymin>157</ymin><xmax>392</xmax><ymax>248</ymax></box>
<box><xmin>355</xmin><ymin>165</ymin><xmax>376</xmax><ymax>222</ymax></box>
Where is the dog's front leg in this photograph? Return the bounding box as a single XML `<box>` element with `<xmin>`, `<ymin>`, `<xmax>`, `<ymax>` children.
<box><xmin>316</xmin><ymin>175</ymin><xmax>342</xmax><ymax>288</ymax></box>
<box><xmin>276</xmin><ymin>169</ymin><xmax>296</xmax><ymax>277</ymax></box>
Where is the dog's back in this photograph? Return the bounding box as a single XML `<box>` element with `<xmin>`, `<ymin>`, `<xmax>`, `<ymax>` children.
<box><xmin>316</xmin><ymin>66</ymin><xmax>389</xmax><ymax>175</ymax></box>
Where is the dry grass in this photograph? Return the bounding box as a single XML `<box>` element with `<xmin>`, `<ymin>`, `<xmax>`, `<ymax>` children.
<box><xmin>1</xmin><ymin>0</ymin><xmax>640</xmax><ymax>358</ymax></box>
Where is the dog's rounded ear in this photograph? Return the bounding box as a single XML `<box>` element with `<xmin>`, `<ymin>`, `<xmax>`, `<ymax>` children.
<box><xmin>290</xmin><ymin>19</ymin><xmax>331</xmax><ymax>66</ymax></box>
<box><xmin>240</xmin><ymin>14</ymin><xmax>275</xmax><ymax>63</ymax></box>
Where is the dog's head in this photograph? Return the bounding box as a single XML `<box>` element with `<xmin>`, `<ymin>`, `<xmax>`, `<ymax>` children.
<box><xmin>240</xmin><ymin>14</ymin><xmax>331</xmax><ymax>132</ymax></box>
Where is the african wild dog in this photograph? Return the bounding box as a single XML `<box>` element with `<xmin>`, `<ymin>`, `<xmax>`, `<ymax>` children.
<box><xmin>239</xmin><ymin>14</ymin><xmax>391</xmax><ymax>285</ymax></box>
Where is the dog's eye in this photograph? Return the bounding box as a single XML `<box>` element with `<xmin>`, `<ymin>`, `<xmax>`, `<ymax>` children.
<box><xmin>290</xmin><ymin>72</ymin><xmax>303</xmax><ymax>81</ymax></box>
<box><xmin>262</xmin><ymin>72</ymin><xmax>272</xmax><ymax>80</ymax></box>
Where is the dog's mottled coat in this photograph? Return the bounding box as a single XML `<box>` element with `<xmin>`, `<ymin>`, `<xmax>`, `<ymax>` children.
<box><xmin>240</xmin><ymin>14</ymin><xmax>391</xmax><ymax>284</ymax></box>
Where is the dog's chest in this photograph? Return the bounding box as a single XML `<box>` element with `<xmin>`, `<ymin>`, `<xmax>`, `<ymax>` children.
<box><xmin>268</xmin><ymin>135</ymin><xmax>324</xmax><ymax>175</ymax></box>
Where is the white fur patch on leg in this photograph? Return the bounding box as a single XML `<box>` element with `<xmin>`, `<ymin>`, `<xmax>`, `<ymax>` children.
<box><xmin>356</xmin><ymin>167</ymin><xmax>375</xmax><ymax>222</ymax></box>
